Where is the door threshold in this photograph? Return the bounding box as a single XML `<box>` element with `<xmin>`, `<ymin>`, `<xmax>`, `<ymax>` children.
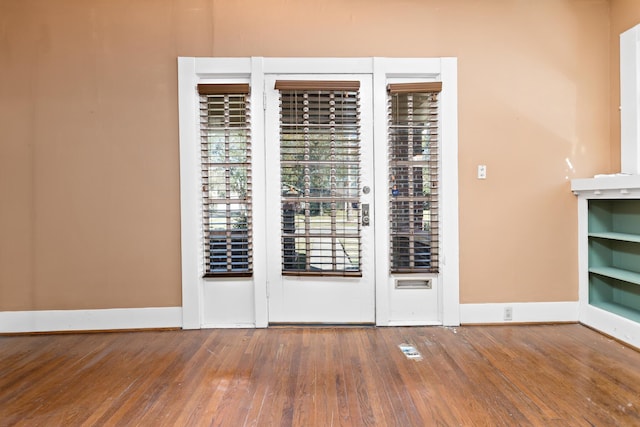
<box><xmin>268</xmin><ymin>322</ymin><xmax>375</xmax><ymax>329</ymax></box>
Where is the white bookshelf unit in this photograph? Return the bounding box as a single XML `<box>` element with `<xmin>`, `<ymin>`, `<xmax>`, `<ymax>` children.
<box><xmin>570</xmin><ymin>23</ymin><xmax>640</xmax><ymax>349</ymax></box>
<box><xmin>572</xmin><ymin>176</ymin><xmax>640</xmax><ymax>349</ymax></box>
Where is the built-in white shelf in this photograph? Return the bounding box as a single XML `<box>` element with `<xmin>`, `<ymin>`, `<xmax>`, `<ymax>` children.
<box><xmin>571</xmin><ymin>175</ymin><xmax>640</xmax><ymax>195</ymax></box>
<box><xmin>589</xmin><ymin>266</ymin><xmax>640</xmax><ymax>286</ymax></box>
<box><xmin>572</xmin><ymin>181</ymin><xmax>640</xmax><ymax>349</ymax></box>
<box><xmin>569</xmin><ymin>23</ymin><xmax>640</xmax><ymax>349</ymax></box>
<box><xmin>588</xmin><ymin>231</ymin><xmax>640</xmax><ymax>243</ymax></box>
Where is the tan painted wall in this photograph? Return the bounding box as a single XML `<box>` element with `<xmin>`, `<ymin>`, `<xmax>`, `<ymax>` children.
<box><xmin>611</xmin><ymin>0</ymin><xmax>640</xmax><ymax>172</ymax></box>
<box><xmin>0</xmin><ymin>0</ymin><xmax>612</xmax><ymax>311</ymax></box>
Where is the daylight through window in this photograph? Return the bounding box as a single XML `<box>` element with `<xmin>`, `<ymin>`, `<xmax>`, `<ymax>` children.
<box><xmin>198</xmin><ymin>84</ymin><xmax>252</xmax><ymax>277</ymax></box>
<box><xmin>388</xmin><ymin>82</ymin><xmax>441</xmax><ymax>273</ymax></box>
<box><xmin>276</xmin><ymin>81</ymin><xmax>362</xmax><ymax>276</ymax></box>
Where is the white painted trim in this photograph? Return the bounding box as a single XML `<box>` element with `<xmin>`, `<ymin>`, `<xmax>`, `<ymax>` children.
<box><xmin>372</xmin><ymin>58</ymin><xmax>391</xmax><ymax>326</ymax></box>
<box><xmin>571</xmin><ymin>175</ymin><xmax>640</xmax><ymax>194</ymax></box>
<box><xmin>582</xmin><ymin>305</ymin><xmax>640</xmax><ymax>349</ymax></box>
<box><xmin>460</xmin><ymin>302</ymin><xmax>579</xmax><ymax>324</ymax></box>
<box><xmin>439</xmin><ymin>57</ymin><xmax>460</xmax><ymax>326</ymax></box>
<box><xmin>201</xmin><ymin>323</ymin><xmax>255</xmax><ymax>329</ymax></box>
<box><xmin>262</xmin><ymin>57</ymin><xmax>374</xmax><ymax>74</ymax></box>
<box><xmin>178</xmin><ymin>57</ymin><xmax>202</xmax><ymax>329</ymax></box>
<box><xmin>251</xmin><ymin>57</ymin><xmax>269</xmax><ymax>328</ymax></box>
<box><xmin>386</xmin><ymin>320</ymin><xmax>442</xmax><ymax>327</ymax></box>
<box><xmin>620</xmin><ymin>24</ymin><xmax>640</xmax><ymax>175</ymax></box>
<box><xmin>178</xmin><ymin>57</ymin><xmax>460</xmax><ymax>328</ymax></box>
<box><xmin>194</xmin><ymin>57</ymin><xmax>252</xmax><ymax>76</ymax></box>
<box><xmin>0</xmin><ymin>307</ymin><xmax>182</xmax><ymax>334</ymax></box>
<box><xmin>577</xmin><ymin>196</ymin><xmax>589</xmax><ymax>321</ymax></box>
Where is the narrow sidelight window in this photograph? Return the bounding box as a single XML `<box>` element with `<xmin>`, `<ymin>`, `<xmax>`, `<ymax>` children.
<box><xmin>388</xmin><ymin>82</ymin><xmax>441</xmax><ymax>273</ymax></box>
<box><xmin>276</xmin><ymin>80</ymin><xmax>362</xmax><ymax>276</ymax></box>
<box><xmin>198</xmin><ymin>84</ymin><xmax>252</xmax><ymax>277</ymax></box>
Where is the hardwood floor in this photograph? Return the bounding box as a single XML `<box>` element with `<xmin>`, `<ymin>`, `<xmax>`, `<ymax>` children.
<box><xmin>1</xmin><ymin>324</ymin><xmax>640</xmax><ymax>426</ymax></box>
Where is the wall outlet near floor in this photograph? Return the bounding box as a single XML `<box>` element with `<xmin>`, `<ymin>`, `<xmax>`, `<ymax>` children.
<box><xmin>504</xmin><ymin>306</ymin><xmax>513</xmax><ymax>321</ymax></box>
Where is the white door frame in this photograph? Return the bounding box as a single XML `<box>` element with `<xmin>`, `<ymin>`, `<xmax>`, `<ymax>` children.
<box><xmin>177</xmin><ymin>57</ymin><xmax>460</xmax><ymax>328</ymax></box>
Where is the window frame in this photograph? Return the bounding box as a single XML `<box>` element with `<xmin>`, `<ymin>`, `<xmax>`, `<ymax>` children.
<box><xmin>372</xmin><ymin>59</ymin><xmax>459</xmax><ymax>327</ymax></box>
<box><xmin>178</xmin><ymin>57</ymin><xmax>459</xmax><ymax>329</ymax></box>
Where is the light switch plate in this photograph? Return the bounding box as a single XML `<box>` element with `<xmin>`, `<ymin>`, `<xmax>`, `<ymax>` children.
<box><xmin>477</xmin><ymin>165</ymin><xmax>487</xmax><ymax>179</ymax></box>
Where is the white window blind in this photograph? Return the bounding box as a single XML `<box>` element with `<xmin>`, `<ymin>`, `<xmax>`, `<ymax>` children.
<box><xmin>198</xmin><ymin>84</ymin><xmax>252</xmax><ymax>277</ymax></box>
<box><xmin>388</xmin><ymin>82</ymin><xmax>441</xmax><ymax>273</ymax></box>
<box><xmin>276</xmin><ymin>80</ymin><xmax>362</xmax><ymax>276</ymax></box>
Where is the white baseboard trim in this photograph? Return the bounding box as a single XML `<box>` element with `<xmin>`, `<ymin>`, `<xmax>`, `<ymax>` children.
<box><xmin>385</xmin><ymin>320</ymin><xmax>442</xmax><ymax>327</ymax></box>
<box><xmin>582</xmin><ymin>305</ymin><xmax>640</xmax><ymax>350</ymax></box>
<box><xmin>201</xmin><ymin>323</ymin><xmax>256</xmax><ymax>329</ymax></box>
<box><xmin>0</xmin><ymin>307</ymin><xmax>182</xmax><ymax>333</ymax></box>
<box><xmin>1</xmin><ymin>303</ymin><xmax>581</xmax><ymax>333</ymax></box>
<box><xmin>460</xmin><ymin>301</ymin><xmax>579</xmax><ymax>324</ymax></box>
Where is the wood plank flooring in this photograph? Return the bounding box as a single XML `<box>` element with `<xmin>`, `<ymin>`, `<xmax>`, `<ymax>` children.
<box><xmin>1</xmin><ymin>324</ymin><xmax>640</xmax><ymax>426</ymax></box>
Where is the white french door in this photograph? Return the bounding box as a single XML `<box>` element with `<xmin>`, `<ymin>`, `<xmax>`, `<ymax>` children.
<box><xmin>179</xmin><ymin>57</ymin><xmax>459</xmax><ymax>329</ymax></box>
<box><xmin>264</xmin><ymin>74</ymin><xmax>376</xmax><ymax>324</ymax></box>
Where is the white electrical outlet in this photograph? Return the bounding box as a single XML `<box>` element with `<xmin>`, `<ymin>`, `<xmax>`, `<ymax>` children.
<box><xmin>504</xmin><ymin>306</ymin><xmax>513</xmax><ymax>321</ymax></box>
<box><xmin>477</xmin><ymin>164</ymin><xmax>487</xmax><ymax>179</ymax></box>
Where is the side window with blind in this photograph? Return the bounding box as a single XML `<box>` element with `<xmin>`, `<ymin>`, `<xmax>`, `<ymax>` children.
<box><xmin>198</xmin><ymin>84</ymin><xmax>252</xmax><ymax>277</ymax></box>
<box><xmin>388</xmin><ymin>82</ymin><xmax>441</xmax><ymax>273</ymax></box>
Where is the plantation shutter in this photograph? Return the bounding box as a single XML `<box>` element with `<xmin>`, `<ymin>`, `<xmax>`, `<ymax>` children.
<box><xmin>198</xmin><ymin>83</ymin><xmax>252</xmax><ymax>277</ymax></box>
<box><xmin>388</xmin><ymin>82</ymin><xmax>441</xmax><ymax>273</ymax></box>
<box><xmin>276</xmin><ymin>80</ymin><xmax>362</xmax><ymax>276</ymax></box>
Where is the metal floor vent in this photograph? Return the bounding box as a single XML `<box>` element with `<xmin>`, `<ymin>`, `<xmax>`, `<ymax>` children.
<box><xmin>399</xmin><ymin>343</ymin><xmax>422</xmax><ymax>360</ymax></box>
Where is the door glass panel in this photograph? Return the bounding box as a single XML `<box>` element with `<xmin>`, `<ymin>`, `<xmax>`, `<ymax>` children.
<box><xmin>278</xmin><ymin>88</ymin><xmax>361</xmax><ymax>275</ymax></box>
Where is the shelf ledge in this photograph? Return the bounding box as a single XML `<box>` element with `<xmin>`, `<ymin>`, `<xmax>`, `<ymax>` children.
<box><xmin>589</xmin><ymin>232</ymin><xmax>640</xmax><ymax>243</ymax></box>
<box><xmin>589</xmin><ymin>266</ymin><xmax>640</xmax><ymax>286</ymax></box>
<box><xmin>572</xmin><ymin>175</ymin><xmax>640</xmax><ymax>197</ymax></box>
